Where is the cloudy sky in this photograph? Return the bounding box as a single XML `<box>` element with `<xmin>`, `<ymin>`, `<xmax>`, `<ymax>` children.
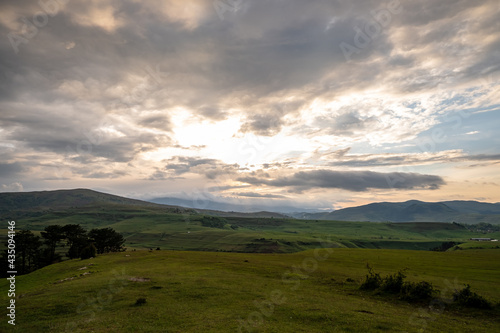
<box><xmin>1</xmin><ymin>0</ymin><xmax>499</xmax><ymax>210</ymax></box>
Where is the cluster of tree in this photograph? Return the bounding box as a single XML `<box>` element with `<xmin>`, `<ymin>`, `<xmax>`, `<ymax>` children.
<box><xmin>461</xmin><ymin>222</ymin><xmax>500</xmax><ymax>233</ymax></box>
<box><xmin>200</xmin><ymin>216</ymin><xmax>227</xmax><ymax>229</ymax></box>
<box><xmin>431</xmin><ymin>241</ymin><xmax>459</xmax><ymax>252</ymax></box>
<box><xmin>1</xmin><ymin>225</ymin><xmax>124</xmax><ymax>277</ymax></box>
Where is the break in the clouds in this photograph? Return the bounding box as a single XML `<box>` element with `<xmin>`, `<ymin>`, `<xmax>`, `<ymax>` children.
<box><xmin>0</xmin><ymin>0</ymin><xmax>499</xmax><ymax>208</ymax></box>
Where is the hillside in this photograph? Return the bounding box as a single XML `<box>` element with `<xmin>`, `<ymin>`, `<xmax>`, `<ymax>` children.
<box><xmin>443</xmin><ymin>201</ymin><xmax>500</xmax><ymax>214</ymax></box>
<box><xmin>0</xmin><ymin>189</ymin><xmax>162</xmax><ymax>213</ymax></box>
<box><xmin>0</xmin><ymin>189</ymin><xmax>286</xmax><ymax>220</ymax></box>
<box><xmin>299</xmin><ymin>200</ymin><xmax>500</xmax><ymax>224</ymax></box>
<box><xmin>1</xmin><ymin>249</ymin><xmax>499</xmax><ymax>332</ymax></box>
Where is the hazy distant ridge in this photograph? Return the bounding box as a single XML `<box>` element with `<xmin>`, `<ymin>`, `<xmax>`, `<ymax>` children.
<box><xmin>148</xmin><ymin>196</ymin><xmax>322</xmax><ymax>214</ymax></box>
<box><xmin>298</xmin><ymin>200</ymin><xmax>500</xmax><ymax>223</ymax></box>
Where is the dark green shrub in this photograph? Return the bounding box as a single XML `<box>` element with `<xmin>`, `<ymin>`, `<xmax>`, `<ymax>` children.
<box><xmin>453</xmin><ymin>285</ymin><xmax>492</xmax><ymax>309</ymax></box>
<box><xmin>401</xmin><ymin>281</ymin><xmax>437</xmax><ymax>302</ymax></box>
<box><xmin>381</xmin><ymin>270</ymin><xmax>406</xmax><ymax>294</ymax></box>
<box><xmin>135</xmin><ymin>298</ymin><xmax>147</xmax><ymax>306</ymax></box>
<box><xmin>80</xmin><ymin>243</ymin><xmax>97</xmax><ymax>260</ymax></box>
<box><xmin>360</xmin><ymin>266</ymin><xmax>382</xmax><ymax>290</ymax></box>
<box><xmin>431</xmin><ymin>241</ymin><xmax>458</xmax><ymax>251</ymax></box>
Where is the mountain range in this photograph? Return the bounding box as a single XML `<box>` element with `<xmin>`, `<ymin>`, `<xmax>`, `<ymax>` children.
<box><xmin>147</xmin><ymin>195</ymin><xmax>500</xmax><ymax>223</ymax></box>
<box><xmin>295</xmin><ymin>200</ymin><xmax>500</xmax><ymax>223</ymax></box>
<box><xmin>1</xmin><ymin>189</ymin><xmax>499</xmax><ymax>224</ymax></box>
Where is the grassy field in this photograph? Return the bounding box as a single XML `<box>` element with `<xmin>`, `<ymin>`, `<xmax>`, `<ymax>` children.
<box><xmin>449</xmin><ymin>241</ymin><xmax>500</xmax><ymax>250</ymax></box>
<box><xmin>5</xmin><ymin>205</ymin><xmax>500</xmax><ymax>253</ymax></box>
<box><xmin>1</xmin><ymin>248</ymin><xmax>499</xmax><ymax>332</ymax></box>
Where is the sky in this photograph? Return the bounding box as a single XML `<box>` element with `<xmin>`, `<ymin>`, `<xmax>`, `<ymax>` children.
<box><xmin>0</xmin><ymin>0</ymin><xmax>499</xmax><ymax>211</ymax></box>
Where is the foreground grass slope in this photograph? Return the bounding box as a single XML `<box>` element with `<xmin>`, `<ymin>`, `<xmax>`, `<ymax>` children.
<box><xmin>1</xmin><ymin>249</ymin><xmax>499</xmax><ymax>332</ymax></box>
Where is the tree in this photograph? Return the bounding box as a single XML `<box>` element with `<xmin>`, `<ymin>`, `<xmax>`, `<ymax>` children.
<box><xmin>80</xmin><ymin>243</ymin><xmax>97</xmax><ymax>260</ymax></box>
<box><xmin>88</xmin><ymin>228</ymin><xmax>125</xmax><ymax>254</ymax></box>
<box><xmin>68</xmin><ymin>237</ymin><xmax>91</xmax><ymax>259</ymax></box>
<box><xmin>62</xmin><ymin>224</ymin><xmax>89</xmax><ymax>259</ymax></box>
<box><xmin>41</xmin><ymin>225</ymin><xmax>65</xmax><ymax>264</ymax></box>
<box><xmin>62</xmin><ymin>224</ymin><xmax>87</xmax><ymax>247</ymax></box>
<box><xmin>200</xmin><ymin>216</ymin><xmax>227</xmax><ymax>229</ymax></box>
<box><xmin>0</xmin><ymin>230</ymin><xmax>42</xmax><ymax>277</ymax></box>
<box><xmin>0</xmin><ymin>225</ymin><xmax>125</xmax><ymax>276</ymax></box>
<box><xmin>15</xmin><ymin>230</ymin><xmax>42</xmax><ymax>274</ymax></box>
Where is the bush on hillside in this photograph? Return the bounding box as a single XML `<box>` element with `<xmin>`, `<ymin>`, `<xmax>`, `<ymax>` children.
<box><xmin>360</xmin><ymin>265</ymin><xmax>382</xmax><ymax>290</ymax></box>
<box><xmin>380</xmin><ymin>269</ymin><xmax>407</xmax><ymax>294</ymax></box>
<box><xmin>453</xmin><ymin>284</ymin><xmax>492</xmax><ymax>309</ymax></box>
<box><xmin>80</xmin><ymin>243</ymin><xmax>97</xmax><ymax>260</ymax></box>
<box><xmin>401</xmin><ymin>281</ymin><xmax>437</xmax><ymax>302</ymax></box>
<box><xmin>360</xmin><ymin>266</ymin><xmax>437</xmax><ymax>303</ymax></box>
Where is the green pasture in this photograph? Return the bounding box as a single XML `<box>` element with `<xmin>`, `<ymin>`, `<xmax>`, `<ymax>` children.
<box><xmin>0</xmin><ymin>248</ymin><xmax>498</xmax><ymax>332</ymax></box>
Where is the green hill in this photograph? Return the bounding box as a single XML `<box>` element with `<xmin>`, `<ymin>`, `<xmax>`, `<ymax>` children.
<box><xmin>0</xmin><ymin>189</ymin><xmax>168</xmax><ymax>219</ymax></box>
<box><xmin>0</xmin><ymin>189</ymin><xmax>287</xmax><ymax>220</ymax></box>
<box><xmin>0</xmin><ymin>188</ymin><xmax>165</xmax><ymax>210</ymax></box>
<box><xmin>1</xmin><ymin>249</ymin><xmax>499</xmax><ymax>332</ymax></box>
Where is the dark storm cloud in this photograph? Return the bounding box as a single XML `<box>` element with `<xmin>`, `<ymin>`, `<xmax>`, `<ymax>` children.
<box><xmin>198</xmin><ymin>106</ymin><xmax>227</xmax><ymax>121</ymax></box>
<box><xmin>0</xmin><ymin>162</ymin><xmax>25</xmax><ymax>178</ymax></box>
<box><xmin>138</xmin><ymin>114</ymin><xmax>171</xmax><ymax>131</ymax></box>
<box><xmin>0</xmin><ymin>100</ymin><xmax>171</xmax><ymax>163</ymax></box>
<box><xmin>237</xmin><ymin>169</ymin><xmax>445</xmax><ymax>192</ymax></box>
<box><xmin>322</xmin><ymin>150</ymin><xmax>500</xmax><ymax>167</ymax></box>
<box><xmin>165</xmin><ymin>157</ymin><xmax>220</xmax><ymax>175</ymax></box>
<box><xmin>1</xmin><ymin>112</ymin><xmax>169</xmax><ymax>163</ymax></box>
<box><xmin>206</xmin><ymin>184</ymin><xmax>250</xmax><ymax>192</ymax></box>
<box><xmin>83</xmin><ymin>170</ymin><xmax>128</xmax><ymax>179</ymax></box>
<box><xmin>398</xmin><ymin>0</ymin><xmax>484</xmax><ymax>27</ymax></box>
<box><xmin>147</xmin><ymin>168</ymin><xmax>185</xmax><ymax>181</ymax></box>
<box><xmin>467</xmin><ymin>154</ymin><xmax>500</xmax><ymax>161</ymax></box>
<box><xmin>315</xmin><ymin>112</ymin><xmax>377</xmax><ymax>136</ymax></box>
<box><xmin>162</xmin><ymin>156</ymin><xmax>241</xmax><ymax>179</ymax></box>
<box><xmin>239</xmin><ymin>113</ymin><xmax>284</xmax><ymax>137</ymax></box>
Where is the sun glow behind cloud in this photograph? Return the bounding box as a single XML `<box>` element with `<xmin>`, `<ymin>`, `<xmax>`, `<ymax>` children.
<box><xmin>0</xmin><ymin>0</ymin><xmax>499</xmax><ymax>208</ymax></box>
